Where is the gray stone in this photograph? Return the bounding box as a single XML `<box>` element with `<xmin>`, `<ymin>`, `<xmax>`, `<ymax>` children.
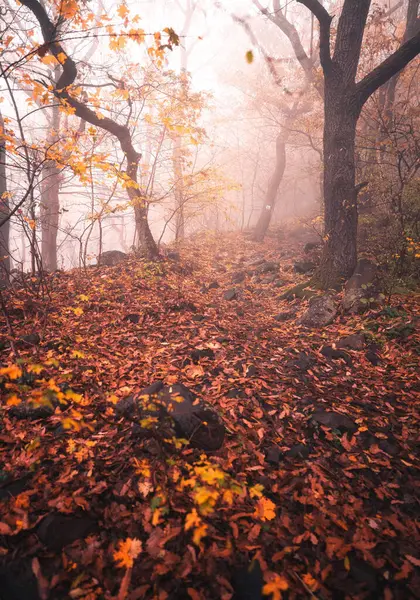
<box><xmin>231</xmin><ymin>271</ymin><xmax>246</xmax><ymax>284</ymax></box>
<box><xmin>298</xmin><ymin>295</ymin><xmax>337</xmax><ymax>327</ymax></box>
<box><xmin>337</xmin><ymin>333</ymin><xmax>365</xmax><ymax>350</ymax></box>
<box><xmin>311</xmin><ymin>409</ymin><xmax>357</xmax><ymax>433</ymax></box>
<box><xmin>294</xmin><ymin>261</ymin><xmax>316</xmax><ymax>274</ymax></box>
<box><xmin>98</xmin><ymin>250</ymin><xmax>127</xmax><ymax>266</ymax></box>
<box><xmin>224</xmin><ymin>288</ymin><xmax>237</xmax><ymax>301</ymax></box>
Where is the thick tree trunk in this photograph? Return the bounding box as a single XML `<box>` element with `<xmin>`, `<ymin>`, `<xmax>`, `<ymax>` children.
<box><xmin>318</xmin><ymin>85</ymin><xmax>360</xmax><ymax>287</ymax></box>
<box><xmin>0</xmin><ymin>111</ymin><xmax>10</xmax><ymax>284</ymax></box>
<box><xmin>253</xmin><ymin>131</ymin><xmax>286</xmax><ymax>241</ymax></box>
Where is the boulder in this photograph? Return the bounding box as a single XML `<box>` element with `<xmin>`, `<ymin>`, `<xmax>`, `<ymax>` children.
<box><xmin>337</xmin><ymin>333</ymin><xmax>365</xmax><ymax>350</ymax></box>
<box><xmin>231</xmin><ymin>271</ymin><xmax>246</xmax><ymax>284</ymax></box>
<box><xmin>97</xmin><ymin>250</ymin><xmax>127</xmax><ymax>267</ymax></box>
<box><xmin>294</xmin><ymin>261</ymin><xmax>316</xmax><ymax>274</ymax></box>
<box><xmin>157</xmin><ymin>384</ymin><xmax>225</xmax><ymax>451</ymax></box>
<box><xmin>191</xmin><ymin>348</ymin><xmax>215</xmax><ymax>363</ymax></box>
<box><xmin>208</xmin><ymin>281</ymin><xmax>220</xmax><ymax>290</ymax></box>
<box><xmin>274</xmin><ymin>311</ymin><xmax>295</xmax><ymax>322</ymax></box>
<box><xmin>320</xmin><ymin>345</ymin><xmax>352</xmax><ymax>366</ymax></box>
<box><xmin>224</xmin><ymin>288</ymin><xmax>237</xmax><ymax>301</ymax></box>
<box><xmin>117</xmin><ymin>382</ymin><xmax>225</xmax><ymax>451</ymax></box>
<box><xmin>36</xmin><ymin>512</ymin><xmax>97</xmax><ymax>550</ymax></box>
<box><xmin>311</xmin><ymin>409</ymin><xmax>357</xmax><ymax>433</ymax></box>
<box><xmin>297</xmin><ymin>295</ymin><xmax>337</xmax><ymax>328</ymax></box>
<box><xmin>304</xmin><ymin>242</ymin><xmax>320</xmax><ymax>253</ymax></box>
<box><xmin>123</xmin><ymin>313</ymin><xmax>140</xmax><ymax>324</ymax></box>
<box><xmin>255</xmin><ymin>261</ymin><xmax>279</xmax><ymax>274</ymax></box>
<box><xmin>342</xmin><ymin>259</ymin><xmax>380</xmax><ymax>313</ymax></box>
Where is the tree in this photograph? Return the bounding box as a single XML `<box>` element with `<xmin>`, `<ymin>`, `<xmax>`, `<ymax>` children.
<box><xmin>0</xmin><ymin>110</ymin><xmax>10</xmax><ymax>284</ymax></box>
<box><xmin>18</xmin><ymin>0</ymin><xmax>179</xmax><ymax>259</ymax></box>
<box><xmin>297</xmin><ymin>0</ymin><xmax>420</xmax><ymax>286</ymax></box>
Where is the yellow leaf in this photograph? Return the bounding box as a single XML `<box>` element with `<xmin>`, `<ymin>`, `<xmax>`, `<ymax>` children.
<box><xmin>117</xmin><ymin>3</ymin><xmax>129</xmax><ymax>19</ymax></box>
<box><xmin>263</xmin><ymin>574</ymin><xmax>288</xmax><ymax>600</ymax></box>
<box><xmin>245</xmin><ymin>50</ymin><xmax>254</xmax><ymax>64</ymax></box>
<box><xmin>254</xmin><ymin>497</ymin><xmax>276</xmax><ymax>521</ymax></box>
<box><xmin>192</xmin><ymin>523</ymin><xmax>208</xmax><ymax>546</ymax></box>
<box><xmin>27</xmin><ymin>364</ymin><xmax>44</xmax><ymax>374</ymax></box>
<box><xmin>113</xmin><ymin>538</ymin><xmax>142</xmax><ymax>569</ymax></box>
<box><xmin>185</xmin><ymin>508</ymin><xmax>201</xmax><ymax>531</ymax></box>
<box><xmin>71</xmin><ymin>350</ymin><xmax>85</xmax><ymax>358</ymax></box>
<box><xmin>64</xmin><ymin>389</ymin><xmax>84</xmax><ymax>403</ymax></box>
<box><xmin>40</xmin><ymin>55</ymin><xmax>58</xmax><ymax>66</ymax></box>
<box><xmin>0</xmin><ymin>365</ymin><xmax>22</xmax><ymax>380</ymax></box>
<box><xmin>108</xmin><ymin>394</ymin><xmax>119</xmax><ymax>404</ymax></box>
<box><xmin>72</xmin><ymin>307</ymin><xmax>84</xmax><ymax>316</ymax></box>
<box><xmin>78</xmin><ymin>294</ymin><xmax>89</xmax><ymax>302</ymax></box>
<box><xmin>344</xmin><ymin>556</ymin><xmax>350</xmax><ymax>571</ymax></box>
<box><xmin>7</xmin><ymin>394</ymin><xmax>21</xmax><ymax>406</ymax></box>
<box><xmin>249</xmin><ymin>484</ymin><xmax>264</xmax><ymax>499</ymax></box>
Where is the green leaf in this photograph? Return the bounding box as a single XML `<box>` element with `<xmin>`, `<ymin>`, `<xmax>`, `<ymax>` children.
<box><xmin>245</xmin><ymin>50</ymin><xmax>254</xmax><ymax>64</ymax></box>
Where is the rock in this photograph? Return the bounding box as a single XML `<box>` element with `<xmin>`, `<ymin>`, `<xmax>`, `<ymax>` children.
<box><xmin>123</xmin><ymin>313</ymin><xmax>140</xmax><ymax>324</ymax></box>
<box><xmin>246</xmin><ymin>256</ymin><xmax>266</xmax><ymax>267</ymax></box>
<box><xmin>245</xmin><ymin>364</ymin><xmax>257</xmax><ymax>377</ymax></box>
<box><xmin>36</xmin><ymin>512</ymin><xmax>97</xmax><ymax>550</ymax></box>
<box><xmin>337</xmin><ymin>333</ymin><xmax>365</xmax><ymax>350</ymax></box>
<box><xmin>18</xmin><ymin>333</ymin><xmax>41</xmax><ymax>347</ymax></box>
<box><xmin>342</xmin><ymin>259</ymin><xmax>380</xmax><ymax>313</ymax></box>
<box><xmin>166</xmin><ymin>251</ymin><xmax>180</xmax><ymax>261</ymax></box>
<box><xmin>191</xmin><ymin>314</ymin><xmax>206</xmax><ymax>322</ymax></box>
<box><xmin>311</xmin><ymin>409</ymin><xmax>357</xmax><ymax>433</ymax></box>
<box><xmin>298</xmin><ymin>295</ymin><xmax>337</xmax><ymax>328</ymax></box>
<box><xmin>0</xmin><ymin>473</ymin><xmax>32</xmax><ymax>501</ymax></box>
<box><xmin>366</xmin><ymin>343</ymin><xmax>381</xmax><ymax>365</ymax></box>
<box><xmin>286</xmin><ymin>351</ymin><xmax>312</xmax><ymax>371</ymax></box>
<box><xmin>157</xmin><ymin>384</ymin><xmax>225</xmax><ymax>451</ymax></box>
<box><xmin>294</xmin><ymin>261</ymin><xmax>316</xmax><ymax>274</ymax></box>
<box><xmin>320</xmin><ymin>345</ymin><xmax>352</xmax><ymax>366</ymax></box>
<box><xmin>231</xmin><ymin>271</ymin><xmax>246</xmax><ymax>284</ymax></box>
<box><xmin>118</xmin><ymin>382</ymin><xmax>225</xmax><ymax>451</ymax></box>
<box><xmin>255</xmin><ymin>261</ymin><xmax>279</xmax><ymax>274</ymax></box>
<box><xmin>191</xmin><ymin>348</ymin><xmax>215</xmax><ymax>363</ymax></box>
<box><xmin>169</xmin><ymin>301</ymin><xmax>197</xmax><ymax>312</ymax></box>
<box><xmin>0</xmin><ymin>560</ymin><xmax>40</xmax><ymax>600</ymax></box>
<box><xmin>224</xmin><ymin>288</ymin><xmax>237</xmax><ymax>301</ymax></box>
<box><xmin>208</xmin><ymin>281</ymin><xmax>220</xmax><ymax>290</ymax></box>
<box><xmin>226</xmin><ymin>388</ymin><xmax>245</xmax><ymax>398</ymax></box>
<box><xmin>285</xmin><ymin>443</ymin><xmax>312</xmax><ymax>459</ymax></box>
<box><xmin>304</xmin><ymin>242</ymin><xmax>320</xmax><ymax>253</ymax></box>
<box><xmin>378</xmin><ymin>438</ymin><xmax>399</xmax><ymax>456</ymax></box>
<box><xmin>97</xmin><ymin>250</ymin><xmax>127</xmax><ymax>266</ymax></box>
<box><xmin>266</xmin><ymin>446</ymin><xmax>282</xmax><ymax>465</ymax></box>
<box><xmin>274</xmin><ymin>279</ymin><xmax>287</xmax><ymax>288</ymax></box>
<box><xmin>274</xmin><ymin>311</ymin><xmax>295</xmax><ymax>322</ymax></box>
<box><xmin>233</xmin><ymin>561</ymin><xmax>263</xmax><ymax>600</ymax></box>
<box><xmin>260</xmin><ymin>273</ymin><xmax>277</xmax><ymax>284</ymax></box>
<box><xmin>9</xmin><ymin>403</ymin><xmax>54</xmax><ymax>420</ymax></box>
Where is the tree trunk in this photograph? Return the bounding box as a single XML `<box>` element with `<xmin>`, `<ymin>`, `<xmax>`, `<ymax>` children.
<box><xmin>253</xmin><ymin>131</ymin><xmax>286</xmax><ymax>241</ymax></box>
<box><xmin>0</xmin><ymin>111</ymin><xmax>10</xmax><ymax>284</ymax></box>
<box><xmin>40</xmin><ymin>100</ymin><xmax>60</xmax><ymax>271</ymax></box>
<box><xmin>318</xmin><ymin>85</ymin><xmax>360</xmax><ymax>286</ymax></box>
<box><xmin>40</xmin><ymin>161</ymin><xmax>60</xmax><ymax>271</ymax></box>
<box><xmin>172</xmin><ymin>135</ymin><xmax>185</xmax><ymax>243</ymax></box>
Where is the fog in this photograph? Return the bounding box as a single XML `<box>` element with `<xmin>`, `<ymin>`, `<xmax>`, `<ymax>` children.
<box><xmin>1</xmin><ymin>0</ymin><xmax>391</xmax><ymax>270</ymax></box>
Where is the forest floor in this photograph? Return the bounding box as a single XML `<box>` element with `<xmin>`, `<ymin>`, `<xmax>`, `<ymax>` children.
<box><xmin>0</xmin><ymin>231</ymin><xmax>419</xmax><ymax>600</ymax></box>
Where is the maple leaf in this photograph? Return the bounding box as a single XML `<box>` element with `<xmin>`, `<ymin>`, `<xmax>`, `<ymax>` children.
<box><xmin>262</xmin><ymin>573</ymin><xmax>288</xmax><ymax>600</ymax></box>
<box><xmin>0</xmin><ymin>365</ymin><xmax>22</xmax><ymax>380</ymax></box>
<box><xmin>185</xmin><ymin>508</ymin><xmax>201</xmax><ymax>531</ymax></box>
<box><xmin>113</xmin><ymin>538</ymin><xmax>142</xmax><ymax>569</ymax></box>
<box><xmin>117</xmin><ymin>3</ymin><xmax>129</xmax><ymax>19</ymax></box>
<box><xmin>6</xmin><ymin>394</ymin><xmax>21</xmax><ymax>406</ymax></box>
<box><xmin>192</xmin><ymin>523</ymin><xmax>208</xmax><ymax>546</ymax></box>
<box><xmin>254</xmin><ymin>497</ymin><xmax>276</xmax><ymax>521</ymax></box>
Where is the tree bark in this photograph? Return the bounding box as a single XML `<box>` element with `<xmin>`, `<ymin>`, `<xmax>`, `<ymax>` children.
<box><xmin>0</xmin><ymin>110</ymin><xmax>10</xmax><ymax>284</ymax></box>
<box><xmin>20</xmin><ymin>0</ymin><xmax>158</xmax><ymax>259</ymax></box>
